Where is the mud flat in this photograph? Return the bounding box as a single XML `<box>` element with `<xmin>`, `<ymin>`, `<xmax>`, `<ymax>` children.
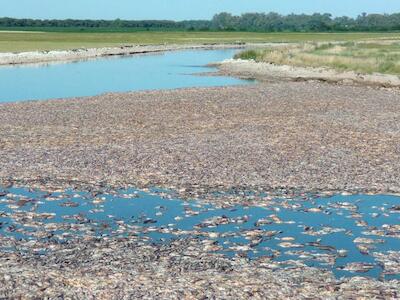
<box><xmin>1</xmin><ymin>82</ymin><xmax>400</xmax><ymax>298</ymax></box>
<box><xmin>215</xmin><ymin>59</ymin><xmax>400</xmax><ymax>88</ymax></box>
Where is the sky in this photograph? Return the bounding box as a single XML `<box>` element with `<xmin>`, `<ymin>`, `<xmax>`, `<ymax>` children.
<box><xmin>1</xmin><ymin>0</ymin><xmax>400</xmax><ymax>20</ymax></box>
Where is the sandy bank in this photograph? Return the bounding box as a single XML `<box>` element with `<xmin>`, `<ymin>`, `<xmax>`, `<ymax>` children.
<box><xmin>215</xmin><ymin>59</ymin><xmax>400</xmax><ymax>88</ymax></box>
<box><xmin>0</xmin><ymin>43</ymin><xmax>276</xmax><ymax>66</ymax></box>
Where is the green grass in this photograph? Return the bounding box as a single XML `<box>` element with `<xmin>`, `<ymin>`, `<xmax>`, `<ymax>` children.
<box><xmin>235</xmin><ymin>39</ymin><xmax>400</xmax><ymax>75</ymax></box>
<box><xmin>235</xmin><ymin>49</ymin><xmax>259</xmax><ymax>60</ymax></box>
<box><xmin>0</xmin><ymin>30</ymin><xmax>399</xmax><ymax>53</ymax></box>
<box><xmin>0</xmin><ymin>26</ymin><xmax>190</xmax><ymax>33</ymax></box>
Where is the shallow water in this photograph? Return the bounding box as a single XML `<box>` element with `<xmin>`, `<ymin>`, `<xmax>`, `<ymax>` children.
<box><xmin>0</xmin><ymin>49</ymin><xmax>251</xmax><ymax>102</ymax></box>
<box><xmin>1</xmin><ymin>186</ymin><xmax>399</xmax><ymax>280</ymax></box>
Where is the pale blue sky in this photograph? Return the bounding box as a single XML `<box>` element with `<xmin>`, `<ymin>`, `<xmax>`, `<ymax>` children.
<box><xmin>1</xmin><ymin>0</ymin><xmax>399</xmax><ymax>20</ymax></box>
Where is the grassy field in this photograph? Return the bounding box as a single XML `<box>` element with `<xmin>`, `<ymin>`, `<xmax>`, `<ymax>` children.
<box><xmin>236</xmin><ymin>39</ymin><xmax>400</xmax><ymax>75</ymax></box>
<box><xmin>0</xmin><ymin>30</ymin><xmax>399</xmax><ymax>53</ymax></box>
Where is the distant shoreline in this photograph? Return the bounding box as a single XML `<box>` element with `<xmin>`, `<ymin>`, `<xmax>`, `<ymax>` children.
<box><xmin>0</xmin><ymin>43</ymin><xmax>268</xmax><ymax>66</ymax></box>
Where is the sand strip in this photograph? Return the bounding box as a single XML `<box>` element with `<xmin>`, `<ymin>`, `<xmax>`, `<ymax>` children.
<box><xmin>215</xmin><ymin>58</ymin><xmax>400</xmax><ymax>88</ymax></box>
<box><xmin>0</xmin><ymin>43</ymin><xmax>278</xmax><ymax>66</ymax></box>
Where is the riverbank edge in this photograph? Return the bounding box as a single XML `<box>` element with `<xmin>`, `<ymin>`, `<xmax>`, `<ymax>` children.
<box><xmin>4</xmin><ymin>41</ymin><xmax>398</xmax><ymax>88</ymax></box>
<box><xmin>214</xmin><ymin>58</ymin><xmax>400</xmax><ymax>88</ymax></box>
<box><xmin>0</xmin><ymin>43</ymin><xmax>279</xmax><ymax>66</ymax></box>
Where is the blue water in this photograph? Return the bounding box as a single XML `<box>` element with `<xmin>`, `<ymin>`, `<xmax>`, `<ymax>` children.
<box><xmin>1</xmin><ymin>186</ymin><xmax>399</xmax><ymax>280</ymax></box>
<box><xmin>0</xmin><ymin>49</ymin><xmax>251</xmax><ymax>102</ymax></box>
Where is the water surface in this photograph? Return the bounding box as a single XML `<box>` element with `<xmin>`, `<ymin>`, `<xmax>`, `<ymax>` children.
<box><xmin>0</xmin><ymin>49</ymin><xmax>250</xmax><ymax>102</ymax></box>
<box><xmin>1</xmin><ymin>186</ymin><xmax>399</xmax><ymax>280</ymax></box>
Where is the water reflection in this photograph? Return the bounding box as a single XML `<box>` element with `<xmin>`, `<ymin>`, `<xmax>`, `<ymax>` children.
<box><xmin>0</xmin><ymin>49</ymin><xmax>251</xmax><ymax>102</ymax></box>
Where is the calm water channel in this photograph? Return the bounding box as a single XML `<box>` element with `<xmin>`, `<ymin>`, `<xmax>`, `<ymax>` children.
<box><xmin>0</xmin><ymin>49</ymin><xmax>250</xmax><ymax>102</ymax></box>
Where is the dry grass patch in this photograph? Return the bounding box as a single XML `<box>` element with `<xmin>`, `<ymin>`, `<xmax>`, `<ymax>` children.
<box><xmin>236</xmin><ymin>39</ymin><xmax>400</xmax><ymax>75</ymax></box>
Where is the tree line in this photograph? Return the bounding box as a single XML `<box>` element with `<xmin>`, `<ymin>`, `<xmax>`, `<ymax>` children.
<box><xmin>210</xmin><ymin>12</ymin><xmax>400</xmax><ymax>32</ymax></box>
<box><xmin>1</xmin><ymin>12</ymin><xmax>400</xmax><ymax>32</ymax></box>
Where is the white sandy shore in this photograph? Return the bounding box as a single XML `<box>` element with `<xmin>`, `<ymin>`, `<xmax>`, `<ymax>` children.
<box><xmin>216</xmin><ymin>59</ymin><xmax>400</xmax><ymax>88</ymax></box>
<box><xmin>0</xmin><ymin>43</ymin><xmax>278</xmax><ymax>66</ymax></box>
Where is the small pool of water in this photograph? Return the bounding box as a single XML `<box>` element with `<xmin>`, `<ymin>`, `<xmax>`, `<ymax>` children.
<box><xmin>0</xmin><ymin>49</ymin><xmax>251</xmax><ymax>102</ymax></box>
<box><xmin>1</xmin><ymin>186</ymin><xmax>399</xmax><ymax>280</ymax></box>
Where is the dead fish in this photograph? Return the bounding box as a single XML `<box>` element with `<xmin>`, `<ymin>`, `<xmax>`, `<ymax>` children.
<box><xmin>340</xmin><ymin>262</ymin><xmax>375</xmax><ymax>273</ymax></box>
<box><xmin>59</xmin><ymin>201</ymin><xmax>80</xmax><ymax>207</ymax></box>
<box><xmin>306</xmin><ymin>241</ymin><xmax>336</xmax><ymax>252</ymax></box>
<box><xmin>353</xmin><ymin>237</ymin><xmax>385</xmax><ymax>244</ymax></box>
<box><xmin>254</xmin><ymin>218</ymin><xmax>272</xmax><ymax>227</ymax></box>
<box><xmin>361</xmin><ymin>229</ymin><xmax>385</xmax><ymax>236</ymax></box>
<box><xmin>337</xmin><ymin>249</ymin><xmax>348</xmax><ymax>257</ymax></box>
<box><xmin>16</xmin><ymin>199</ymin><xmax>35</xmax><ymax>207</ymax></box>
<box><xmin>264</xmin><ymin>230</ymin><xmax>282</xmax><ymax>237</ymax></box>
<box><xmin>305</xmin><ymin>207</ymin><xmax>323</xmax><ymax>213</ymax></box>
<box><xmin>250</xmin><ymin>238</ymin><xmax>263</xmax><ymax>248</ymax></box>
<box><xmin>143</xmin><ymin>219</ymin><xmax>157</xmax><ymax>224</ymax></box>
<box><xmin>268</xmin><ymin>214</ymin><xmax>282</xmax><ymax>224</ymax></box>
<box><xmin>356</xmin><ymin>244</ymin><xmax>374</xmax><ymax>255</ymax></box>
<box><xmin>92</xmin><ymin>198</ymin><xmax>105</xmax><ymax>204</ymax></box>
<box><xmin>280</xmin><ymin>237</ymin><xmax>295</xmax><ymax>241</ymax></box>
<box><xmin>390</xmin><ymin>205</ymin><xmax>400</xmax><ymax>212</ymax></box>
<box><xmin>349</xmin><ymin>213</ymin><xmax>363</xmax><ymax>219</ymax></box>
<box><xmin>208</xmin><ymin>232</ymin><xmax>219</xmax><ymax>238</ymax></box>
<box><xmin>355</xmin><ymin>220</ymin><xmax>368</xmax><ymax>227</ymax></box>
<box><xmin>330</xmin><ymin>202</ymin><xmax>358</xmax><ymax>211</ymax></box>
<box><xmin>278</xmin><ymin>242</ymin><xmax>304</xmax><ymax>248</ymax></box>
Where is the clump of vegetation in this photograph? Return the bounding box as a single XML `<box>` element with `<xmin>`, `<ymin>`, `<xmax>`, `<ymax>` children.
<box><xmin>236</xmin><ymin>40</ymin><xmax>400</xmax><ymax>75</ymax></box>
<box><xmin>234</xmin><ymin>50</ymin><xmax>260</xmax><ymax>61</ymax></box>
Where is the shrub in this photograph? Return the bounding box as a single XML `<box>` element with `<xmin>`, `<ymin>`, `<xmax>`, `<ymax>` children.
<box><xmin>234</xmin><ymin>50</ymin><xmax>259</xmax><ymax>61</ymax></box>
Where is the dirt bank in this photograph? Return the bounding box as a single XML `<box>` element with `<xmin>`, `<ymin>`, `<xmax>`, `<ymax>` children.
<box><xmin>215</xmin><ymin>59</ymin><xmax>400</xmax><ymax>88</ymax></box>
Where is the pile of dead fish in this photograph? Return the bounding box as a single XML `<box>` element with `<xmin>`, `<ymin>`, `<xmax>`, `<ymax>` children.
<box><xmin>0</xmin><ymin>185</ymin><xmax>399</xmax><ymax>285</ymax></box>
